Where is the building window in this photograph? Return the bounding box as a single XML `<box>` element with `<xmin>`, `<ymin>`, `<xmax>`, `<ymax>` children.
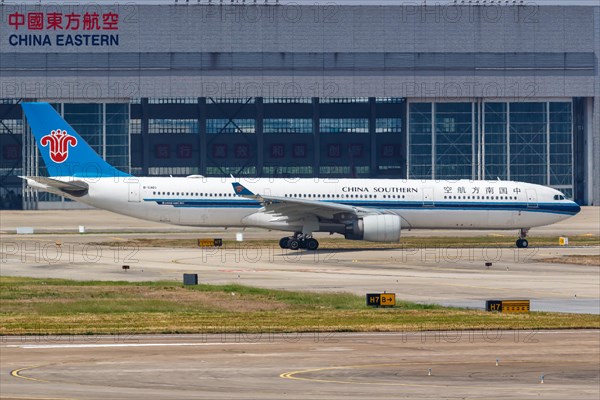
<box><xmin>435</xmin><ymin>102</ymin><xmax>473</xmax><ymax>180</ymax></box>
<box><xmin>376</xmin><ymin>97</ymin><xmax>404</xmax><ymax>103</ymax></box>
<box><xmin>0</xmin><ymin>119</ymin><xmax>23</xmax><ymax>179</ymax></box>
<box><xmin>208</xmin><ymin>97</ymin><xmax>255</xmax><ymax>104</ymax></box>
<box><xmin>148</xmin><ymin>98</ymin><xmax>197</xmax><ymax>104</ymax></box>
<box><xmin>264</xmin><ymin>118</ymin><xmax>313</xmax><ymax>134</ymax></box>
<box><xmin>148</xmin><ymin>167</ymin><xmax>199</xmax><ymax>176</ymax></box>
<box><xmin>319</xmin><ymin>166</ymin><xmax>370</xmax><ymax>176</ymax></box>
<box><xmin>510</xmin><ymin>102</ymin><xmax>547</xmax><ymax>185</ymax></box>
<box><xmin>549</xmin><ymin>102</ymin><xmax>572</xmax><ymax>188</ymax></box>
<box><xmin>0</xmin><ymin>119</ymin><xmax>23</xmax><ymax>135</ymax></box>
<box><xmin>129</xmin><ymin>118</ymin><xmax>141</xmax><ymax>135</ymax></box>
<box><xmin>149</xmin><ymin>119</ymin><xmax>198</xmax><ymax>134</ymax></box>
<box><xmin>205</xmin><ymin>166</ymin><xmax>257</xmax><ymax>175</ymax></box>
<box><xmin>484</xmin><ymin>102</ymin><xmax>508</xmax><ymax>180</ymax></box>
<box><xmin>408</xmin><ymin>103</ymin><xmax>433</xmax><ymax>179</ymax></box>
<box><xmin>105</xmin><ymin>104</ymin><xmax>129</xmax><ymax>172</ymax></box>
<box><xmin>481</xmin><ymin>101</ymin><xmax>573</xmax><ymax>196</ymax></box>
<box><xmin>319</xmin><ymin>98</ymin><xmax>369</xmax><ymax>104</ymax></box>
<box><xmin>408</xmin><ymin>102</ymin><xmax>474</xmax><ymax>179</ymax></box>
<box><xmin>263</xmin><ymin>166</ymin><xmax>313</xmax><ymax>176</ymax></box>
<box><xmin>320</xmin><ymin>118</ymin><xmax>368</xmax><ymax>133</ymax></box>
<box><xmin>263</xmin><ymin>98</ymin><xmax>312</xmax><ymax>104</ymax></box>
<box><xmin>207</xmin><ymin>119</ymin><xmax>255</xmax><ymax>134</ymax></box>
<box><xmin>375</xmin><ymin>118</ymin><xmax>402</xmax><ymax>133</ymax></box>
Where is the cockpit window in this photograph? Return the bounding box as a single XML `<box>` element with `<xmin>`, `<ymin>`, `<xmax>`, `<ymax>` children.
<box><xmin>553</xmin><ymin>194</ymin><xmax>565</xmax><ymax>200</ymax></box>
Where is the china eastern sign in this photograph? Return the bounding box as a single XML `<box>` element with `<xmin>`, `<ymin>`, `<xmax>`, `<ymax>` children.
<box><xmin>6</xmin><ymin>11</ymin><xmax>120</xmax><ymax>47</ymax></box>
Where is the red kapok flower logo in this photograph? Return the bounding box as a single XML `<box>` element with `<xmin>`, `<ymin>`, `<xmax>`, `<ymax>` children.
<box><xmin>40</xmin><ymin>129</ymin><xmax>77</xmax><ymax>163</ymax></box>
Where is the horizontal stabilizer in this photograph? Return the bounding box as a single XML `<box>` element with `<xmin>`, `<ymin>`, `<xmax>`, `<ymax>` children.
<box><xmin>22</xmin><ymin>176</ymin><xmax>89</xmax><ymax>197</ymax></box>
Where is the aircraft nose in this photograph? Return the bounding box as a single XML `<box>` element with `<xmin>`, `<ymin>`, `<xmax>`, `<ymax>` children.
<box><xmin>571</xmin><ymin>201</ymin><xmax>581</xmax><ymax>214</ymax></box>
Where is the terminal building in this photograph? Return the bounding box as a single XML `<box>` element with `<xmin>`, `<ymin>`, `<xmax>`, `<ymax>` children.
<box><xmin>0</xmin><ymin>0</ymin><xmax>598</xmax><ymax>209</ymax></box>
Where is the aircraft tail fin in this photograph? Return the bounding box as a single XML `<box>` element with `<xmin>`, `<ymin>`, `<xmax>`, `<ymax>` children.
<box><xmin>21</xmin><ymin>102</ymin><xmax>130</xmax><ymax>178</ymax></box>
<box><xmin>232</xmin><ymin>182</ymin><xmax>256</xmax><ymax>197</ymax></box>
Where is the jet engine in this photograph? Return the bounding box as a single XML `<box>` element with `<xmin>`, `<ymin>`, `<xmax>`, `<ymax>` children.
<box><xmin>344</xmin><ymin>214</ymin><xmax>401</xmax><ymax>242</ymax></box>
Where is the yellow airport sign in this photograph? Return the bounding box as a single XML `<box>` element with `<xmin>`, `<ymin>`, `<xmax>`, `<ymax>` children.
<box><xmin>486</xmin><ymin>299</ymin><xmax>530</xmax><ymax>313</ymax></box>
<box><xmin>197</xmin><ymin>238</ymin><xmax>223</xmax><ymax>247</ymax></box>
<box><xmin>366</xmin><ymin>293</ymin><xmax>396</xmax><ymax>307</ymax></box>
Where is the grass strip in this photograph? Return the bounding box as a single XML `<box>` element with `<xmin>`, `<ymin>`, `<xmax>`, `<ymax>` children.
<box><xmin>1</xmin><ymin>276</ymin><xmax>598</xmax><ymax>335</ymax></box>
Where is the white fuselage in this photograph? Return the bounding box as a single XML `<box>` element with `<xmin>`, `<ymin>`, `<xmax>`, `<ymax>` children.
<box><xmin>44</xmin><ymin>176</ymin><xmax>579</xmax><ymax>234</ymax></box>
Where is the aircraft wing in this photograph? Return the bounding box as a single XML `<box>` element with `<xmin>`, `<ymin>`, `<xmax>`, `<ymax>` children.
<box><xmin>231</xmin><ymin>181</ymin><xmax>374</xmax><ymax>221</ymax></box>
<box><xmin>21</xmin><ymin>176</ymin><xmax>89</xmax><ymax>197</ymax></box>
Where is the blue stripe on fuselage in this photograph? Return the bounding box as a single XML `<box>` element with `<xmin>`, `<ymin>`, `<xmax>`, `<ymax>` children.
<box><xmin>143</xmin><ymin>198</ymin><xmax>580</xmax><ymax>215</ymax></box>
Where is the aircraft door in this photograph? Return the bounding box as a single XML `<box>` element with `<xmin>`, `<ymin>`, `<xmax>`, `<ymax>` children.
<box><xmin>525</xmin><ymin>189</ymin><xmax>538</xmax><ymax>208</ymax></box>
<box><xmin>128</xmin><ymin>182</ymin><xmax>140</xmax><ymax>202</ymax></box>
<box><xmin>423</xmin><ymin>187</ymin><xmax>434</xmax><ymax>207</ymax></box>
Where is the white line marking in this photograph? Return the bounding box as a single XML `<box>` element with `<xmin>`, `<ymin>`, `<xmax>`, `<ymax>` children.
<box><xmin>6</xmin><ymin>342</ymin><xmax>261</xmax><ymax>349</ymax></box>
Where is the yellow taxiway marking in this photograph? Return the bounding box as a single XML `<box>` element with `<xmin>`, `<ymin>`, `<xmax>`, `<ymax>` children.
<box><xmin>10</xmin><ymin>365</ymin><xmax>49</xmax><ymax>383</ymax></box>
<box><xmin>9</xmin><ymin>363</ymin><xmax>97</xmax><ymax>397</ymax></box>
<box><xmin>280</xmin><ymin>361</ymin><xmax>588</xmax><ymax>391</ymax></box>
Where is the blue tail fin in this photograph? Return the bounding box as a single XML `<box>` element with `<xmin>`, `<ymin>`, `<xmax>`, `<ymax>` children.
<box><xmin>231</xmin><ymin>182</ymin><xmax>255</xmax><ymax>197</ymax></box>
<box><xmin>22</xmin><ymin>102</ymin><xmax>130</xmax><ymax>178</ymax></box>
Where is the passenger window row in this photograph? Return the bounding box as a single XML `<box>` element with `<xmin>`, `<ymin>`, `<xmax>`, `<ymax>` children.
<box><xmin>284</xmin><ymin>193</ymin><xmax>378</xmax><ymax>199</ymax></box>
<box><xmin>150</xmin><ymin>192</ymin><xmax>533</xmax><ymax>202</ymax></box>
<box><xmin>443</xmin><ymin>195</ymin><xmax>516</xmax><ymax>200</ymax></box>
<box><xmin>283</xmin><ymin>194</ymin><xmax>410</xmax><ymax>199</ymax></box>
<box><xmin>153</xmin><ymin>191</ymin><xmax>235</xmax><ymax>197</ymax></box>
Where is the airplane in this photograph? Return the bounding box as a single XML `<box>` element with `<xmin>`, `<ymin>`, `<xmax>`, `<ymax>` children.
<box><xmin>21</xmin><ymin>102</ymin><xmax>581</xmax><ymax>250</ymax></box>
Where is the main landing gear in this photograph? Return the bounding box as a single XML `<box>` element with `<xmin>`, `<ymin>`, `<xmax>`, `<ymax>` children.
<box><xmin>279</xmin><ymin>233</ymin><xmax>319</xmax><ymax>251</ymax></box>
<box><xmin>516</xmin><ymin>228</ymin><xmax>529</xmax><ymax>248</ymax></box>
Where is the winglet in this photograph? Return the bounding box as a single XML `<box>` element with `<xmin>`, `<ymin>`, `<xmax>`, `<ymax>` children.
<box><xmin>232</xmin><ymin>182</ymin><xmax>255</xmax><ymax>196</ymax></box>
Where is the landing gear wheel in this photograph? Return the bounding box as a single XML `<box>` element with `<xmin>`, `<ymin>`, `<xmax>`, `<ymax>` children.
<box><xmin>516</xmin><ymin>228</ymin><xmax>530</xmax><ymax>248</ymax></box>
<box><xmin>279</xmin><ymin>237</ymin><xmax>290</xmax><ymax>249</ymax></box>
<box><xmin>305</xmin><ymin>238</ymin><xmax>319</xmax><ymax>251</ymax></box>
<box><xmin>288</xmin><ymin>239</ymin><xmax>300</xmax><ymax>250</ymax></box>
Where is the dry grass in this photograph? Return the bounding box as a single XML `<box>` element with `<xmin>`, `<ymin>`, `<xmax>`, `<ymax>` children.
<box><xmin>3</xmin><ymin>310</ymin><xmax>598</xmax><ymax>336</ymax></box>
<box><xmin>2</xmin><ymin>285</ymin><xmax>289</xmax><ymax>313</ymax></box>
<box><xmin>538</xmin><ymin>255</ymin><xmax>600</xmax><ymax>266</ymax></box>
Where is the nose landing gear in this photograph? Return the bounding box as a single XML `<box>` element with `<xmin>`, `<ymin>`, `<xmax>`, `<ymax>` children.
<box><xmin>516</xmin><ymin>228</ymin><xmax>530</xmax><ymax>248</ymax></box>
<box><xmin>279</xmin><ymin>233</ymin><xmax>319</xmax><ymax>250</ymax></box>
